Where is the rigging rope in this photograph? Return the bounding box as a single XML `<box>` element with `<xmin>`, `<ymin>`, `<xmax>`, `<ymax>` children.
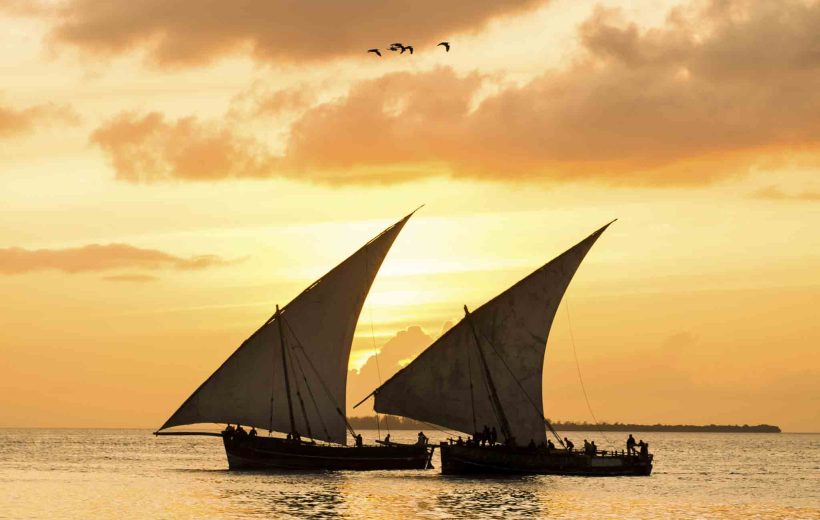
<box><xmin>282</xmin><ymin>317</ymin><xmax>358</xmax><ymax>440</ymax></box>
<box><xmin>292</xmin><ymin>348</ymin><xmax>330</xmax><ymax>440</ymax></box>
<box><xmin>466</xmin><ymin>335</ymin><xmax>478</xmax><ymax>434</ymax></box>
<box><xmin>285</xmin><ymin>338</ymin><xmax>314</xmax><ymax>440</ymax></box>
<box><xmin>365</xmin><ymin>245</ymin><xmax>389</xmax><ymax>439</ymax></box>
<box><xmin>473</xmin><ymin>320</ymin><xmax>566</xmax><ymax>448</ymax></box>
<box><xmin>565</xmin><ymin>300</ymin><xmax>613</xmax><ymax>445</ymax></box>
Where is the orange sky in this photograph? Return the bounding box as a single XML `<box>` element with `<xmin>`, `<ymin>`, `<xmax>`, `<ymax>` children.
<box><xmin>0</xmin><ymin>0</ymin><xmax>818</xmax><ymax>432</ymax></box>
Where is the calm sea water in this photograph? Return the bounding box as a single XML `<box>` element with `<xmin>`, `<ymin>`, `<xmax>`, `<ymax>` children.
<box><xmin>0</xmin><ymin>429</ymin><xmax>817</xmax><ymax>519</ymax></box>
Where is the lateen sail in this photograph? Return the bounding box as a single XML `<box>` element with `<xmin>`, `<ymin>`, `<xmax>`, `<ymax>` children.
<box><xmin>370</xmin><ymin>222</ymin><xmax>613</xmax><ymax>446</ymax></box>
<box><xmin>159</xmin><ymin>212</ymin><xmax>415</xmax><ymax>445</ymax></box>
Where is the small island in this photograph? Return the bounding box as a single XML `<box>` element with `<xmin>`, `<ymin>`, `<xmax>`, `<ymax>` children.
<box><xmin>348</xmin><ymin>415</ymin><xmax>781</xmax><ymax>433</ymax></box>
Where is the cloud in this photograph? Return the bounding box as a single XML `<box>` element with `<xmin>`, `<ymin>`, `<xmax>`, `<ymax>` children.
<box><xmin>0</xmin><ymin>102</ymin><xmax>78</xmax><ymax>138</ymax></box>
<box><xmin>0</xmin><ymin>0</ymin><xmax>50</xmax><ymax>17</ymax></box>
<box><xmin>347</xmin><ymin>326</ymin><xmax>432</xmax><ymax>410</ymax></box>
<box><xmin>93</xmin><ymin>0</ymin><xmax>820</xmax><ymax>186</ymax></box>
<box><xmin>47</xmin><ymin>0</ymin><xmax>546</xmax><ymax>67</ymax></box>
<box><xmin>751</xmin><ymin>186</ymin><xmax>820</xmax><ymax>201</ymax></box>
<box><xmin>102</xmin><ymin>274</ymin><xmax>160</xmax><ymax>282</ymax></box>
<box><xmin>90</xmin><ymin>112</ymin><xmax>276</xmax><ymax>182</ymax></box>
<box><xmin>0</xmin><ymin>243</ymin><xmax>234</xmax><ymax>274</ymax></box>
<box><xmin>282</xmin><ymin>0</ymin><xmax>820</xmax><ymax>185</ymax></box>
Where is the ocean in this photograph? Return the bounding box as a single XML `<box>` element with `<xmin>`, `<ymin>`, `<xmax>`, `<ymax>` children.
<box><xmin>1</xmin><ymin>429</ymin><xmax>817</xmax><ymax>519</ymax></box>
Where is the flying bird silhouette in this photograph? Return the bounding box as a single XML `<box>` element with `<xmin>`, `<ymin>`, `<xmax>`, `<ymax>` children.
<box><xmin>389</xmin><ymin>44</ymin><xmax>404</xmax><ymax>52</ymax></box>
<box><xmin>401</xmin><ymin>45</ymin><xmax>414</xmax><ymax>54</ymax></box>
<box><xmin>437</xmin><ymin>41</ymin><xmax>450</xmax><ymax>52</ymax></box>
<box><xmin>367</xmin><ymin>48</ymin><xmax>382</xmax><ymax>57</ymax></box>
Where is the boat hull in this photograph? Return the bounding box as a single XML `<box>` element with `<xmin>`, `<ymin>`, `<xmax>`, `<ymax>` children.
<box><xmin>440</xmin><ymin>444</ymin><xmax>653</xmax><ymax>476</ymax></box>
<box><xmin>223</xmin><ymin>434</ymin><xmax>433</xmax><ymax>471</ymax></box>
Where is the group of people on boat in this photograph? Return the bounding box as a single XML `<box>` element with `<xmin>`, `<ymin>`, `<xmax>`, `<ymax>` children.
<box><xmin>626</xmin><ymin>434</ymin><xmax>650</xmax><ymax>457</ymax></box>
<box><xmin>223</xmin><ymin>424</ymin><xmax>258</xmax><ymax>441</ymax></box>
<box><xmin>449</xmin><ymin>424</ymin><xmax>500</xmax><ymax>448</ymax></box>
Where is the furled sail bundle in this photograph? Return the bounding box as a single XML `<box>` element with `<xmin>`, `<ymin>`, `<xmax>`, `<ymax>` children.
<box><xmin>368</xmin><ymin>222</ymin><xmax>613</xmax><ymax>446</ymax></box>
<box><xmin>159</xmin><ymin>212</ymin><xmax>414</xmax><ymax>445</ymax></box>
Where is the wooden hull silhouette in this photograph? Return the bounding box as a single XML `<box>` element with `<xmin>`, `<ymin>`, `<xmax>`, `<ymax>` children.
<box><xmin>223</xmin><ymin>434</ymin><xmax>433</xmax><ymax>471</ymax></box>
<box><xmin>439</xmin><ymin>443</ymin><xmax>653</xmax><ymax>476</ymax></box>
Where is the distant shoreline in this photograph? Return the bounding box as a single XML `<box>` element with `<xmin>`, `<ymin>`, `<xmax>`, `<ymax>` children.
<box><xmin>348</xmin><ymin>416</ymin><xmax>781</xmax><ymax>433</ymax></box>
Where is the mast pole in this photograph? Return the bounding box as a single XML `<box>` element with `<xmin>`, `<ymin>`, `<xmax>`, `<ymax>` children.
<box><xmin>276</xmin><ymin>305</ymin><xmax>297</xmax><ymax>436</ymax></box>
<box><xmin>464</xmin><ymin>305</ymin><xmax>514</xmax><ymax>444</ymax></box>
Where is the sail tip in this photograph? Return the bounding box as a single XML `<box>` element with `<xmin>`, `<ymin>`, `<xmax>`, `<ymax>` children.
<box><xmin>407</xmin><ymin>204</ymin><xmax>425</xmax><ymax>218</ymax></box>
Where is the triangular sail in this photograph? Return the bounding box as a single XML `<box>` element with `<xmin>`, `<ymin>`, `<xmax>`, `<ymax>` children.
<box><xmin>159</xmin><ymin>212</ymin><xmax>414</xmax><ymax>445</ymax></box>
<box><xmin>370</xmin><ymin>222</ymin><xmax>612</xmax><ymax>446</ymax></box>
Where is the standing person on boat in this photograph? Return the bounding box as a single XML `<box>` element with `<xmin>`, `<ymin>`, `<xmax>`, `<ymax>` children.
<box><xmin>417</xmin><ymin>431</ymin><xmax>428</xmax><ymax>445</ymax></box>
<box><xmin>639</xmin><ymin>440</ymin><xmax>648</xmax><ymax>457</ymax></box>
<box><xmin>482</xmin><ymin>425</ymin><xmax>490</xmax><ymax>446</ymax></box>
<box><xmin>627</xmin><ymin>434</ymin><xmax>636</xmax><ymax>455</ymax></box>
<box><xmin>590</xmin><ymin>441</ymin><xmax>597</xmax><ymax>456</ymax></box>
<box><xmin>249</xmin><ymin>427</ymin><xmax>257</xmax><ymax>438</ymax></box>
<box><xmin>384</xmin><ymin>433</ymin><xmax>391</xmax><ymax>444</ymax></box>
<box><xmin>355</xmin><ymin>434</ymin><xmax>363</xmax><ymax>447</ymax></box>
<box><xmin>564</xmin><ymin>437</ymin><xmax>574</xmax><ymax>451</ymax></box>
<box><xmin>490</xmin><ymin>427</ymin><xmax>497</xmax><ymax>446</ymax></box>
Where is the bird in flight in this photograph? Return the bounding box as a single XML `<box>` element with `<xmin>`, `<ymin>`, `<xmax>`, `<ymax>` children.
<box><xmin>438</xmin><ymin>42</ymin><xmax>450</xmax><ymax>52</ymax></box>
<box><xmin>401</xmin><ymin>45</ymin><xmax>414</xmax><ymax>54</ymax></box>
<box><xmin>368</xmin><ymin>48</ymin><xmax>382</xmax><ymax>57</ymax></box>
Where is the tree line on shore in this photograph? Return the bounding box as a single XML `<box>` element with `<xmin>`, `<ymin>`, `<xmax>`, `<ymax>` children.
<box><xmin>347</xmin><ymin>415</ymin><xmax>781</xmax><ymax>433</ymax></box>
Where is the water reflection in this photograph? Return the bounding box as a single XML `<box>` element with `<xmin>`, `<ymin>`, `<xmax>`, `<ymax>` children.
<box><xmin>214</xmin><ymin>472</ymin><xmax>348</xmax><ymax>519</ymax></box>
<box><xmin>434</xmin><ymin>479</ymin><xmax>544</xmax><ymax>519</ymax></box>
<box><xmin>2</xmin><ymin>430</ymin><xmax>818</xmax><ymax>519</ymax></box>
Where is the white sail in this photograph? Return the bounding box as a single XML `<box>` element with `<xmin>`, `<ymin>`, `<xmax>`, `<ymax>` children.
<box><xmin>160</xmin><ymin>212</ymin><xmax>415</xmax><ymax>444</ymax></box>
<box><xmin>371</xmin><ymin>222</ymin><xmax>613</xmax><ymax>446</ymax></box>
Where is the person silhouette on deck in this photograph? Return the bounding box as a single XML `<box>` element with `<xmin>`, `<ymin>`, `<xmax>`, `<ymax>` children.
<box><xmin>482</xmin><ymin>425</ymin><xmax>490</xmax><ymax>446</ymax></box>
<box><xmin>639</xmin><ymin>440</ymin><xmax>649</xmax><ymax>457</ymax></box>
<box><xmin>490</xmin><ymin>427</ymin><xmax>498</xmax><ymax>445</ymax></box>
<box><xmin>355</xmin><ymin>433</ymin><xmax>363</xmax><ymax>447</ymax></box>
<box><xmin>564</xmin><ymin>437</ymin><xmax>574</xmax><ymax>451</ymax></box>
<box><xmin>590</xmin><ymin>441</ymin><xmax>597</xmax><ymax>456</ymax></box>
<box><xmin>457</xmin><ymin>436</ymin><xmax>464</xmax><ymax>446</ymax></box>
<box><xmin>627</xmin><ymin>434</ymin><xmax>636</xmax><ymax>455</ymax></box>
<box><xmin>249</xmin><ymin>427</ymin><xmax>257</xmax><ymax>438</ymax></box>
<box><xmin>417</xmin><ymin>431</ymin><xmax>428</xmax><ymax>445</ymax></box>
<box><xmin>236</xmin><ymin>425</ymin><xmax>247</xmax><ymax>438</ymax></box>
<box><xmin>384</xmin><ymin>433</ymin><xmax>391</xmax><ymax>443</ymax></box>
<box><xmin>224</xmin><ymin>424</ymin><xmax>235</xmax><ymax>437</ymax></box>
<box><xmin>547</xmin><ymin>439</ymin><xmax>555</xmax><ymax>450</ymax></box>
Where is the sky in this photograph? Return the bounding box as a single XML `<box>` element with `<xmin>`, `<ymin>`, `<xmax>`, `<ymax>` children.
<box><xmin>0</xmin><ymin>0</ymin><xmax>818</xmax><ymax>432</ymax></box>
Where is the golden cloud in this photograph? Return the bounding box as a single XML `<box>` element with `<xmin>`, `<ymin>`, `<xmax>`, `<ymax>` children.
<box><xmin>90</xmin><ymin>112</ymin><xmax>276</xmax><ymax>182</ymax></box>
<box><xmin>48</xmin><ymin>0</ymin><xmax>546</xmax><ymax>67</ymax></box>
<box><xmin>0</xmin><ymin>102</ymin><xmax>77</xmax><ymax>138</ymax></box>
<box><xmin>0</xmin><ymin>243</ymin><xmax>235</xmax><ymax>274</ymax></box>
<box><xmin>90</xmin><ymin>0</ymin><xmax>820</xmax><ymax>185</ymax></box>
<box><xmin>751</xmin><ymin>186</ymin><xmax>820</xmax><ymax>202</ymax></box>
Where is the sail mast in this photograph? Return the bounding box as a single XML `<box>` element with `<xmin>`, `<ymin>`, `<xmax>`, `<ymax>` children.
<box><xmin>465</xmin><ymin>305</ymin><xmax>512</xmax><ymax>443</ymax></box>
<box><xmin>276</xmin><ymin>305</ymin><xmax>297</xmax><ymax>435</ymax></box>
